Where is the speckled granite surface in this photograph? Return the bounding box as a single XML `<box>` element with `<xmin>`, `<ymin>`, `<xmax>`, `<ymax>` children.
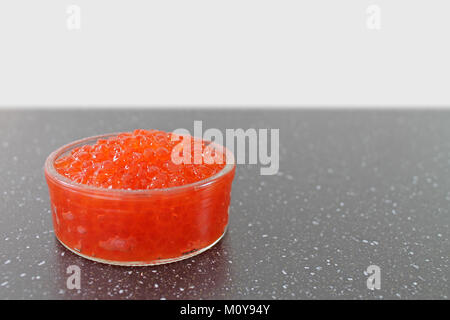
<box><xmin>0</xmin><ymin>109</ymin><xmax>448</xmax><ymax>299</ymax></box>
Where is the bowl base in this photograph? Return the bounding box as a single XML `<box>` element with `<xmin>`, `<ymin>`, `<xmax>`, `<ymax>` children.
<box><xmin>56</xmin><ymin>226</ymin><xmax>228</xmax><ymax>266</ymax></box>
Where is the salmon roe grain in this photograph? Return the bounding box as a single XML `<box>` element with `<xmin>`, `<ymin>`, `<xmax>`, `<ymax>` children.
<box><xmin>54</xmin><ymin>129</ymin><xmax>226</xmax><ymax>190</ymax></box>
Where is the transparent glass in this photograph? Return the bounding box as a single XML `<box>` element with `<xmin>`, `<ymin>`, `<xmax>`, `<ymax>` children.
<box><xmin>44</xmin><ymin>133</ymin><xmax>235</xmax><ymax>266</ymax></box>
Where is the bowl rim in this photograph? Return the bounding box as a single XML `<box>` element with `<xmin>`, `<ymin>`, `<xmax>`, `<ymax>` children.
<box><xmin>44</xmin><ymin>132</ymin><xmax>236</xmax><ymax>197</ymax></box>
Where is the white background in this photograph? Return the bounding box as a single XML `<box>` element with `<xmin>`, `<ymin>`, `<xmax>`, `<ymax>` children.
<box><xmin>0</xmin><ymin>0</ymin><xmax>449</xmax><ymax>107</ymax></box>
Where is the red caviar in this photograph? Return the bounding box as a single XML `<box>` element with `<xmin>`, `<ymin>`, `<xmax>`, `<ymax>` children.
<box><xmin>45</xmin><ymin>131</ymin><xmax>235</xmax><ymax>265</ymax></box>
<box><xmin>54</xmin><ymin>129</ymin><xmax>226</xmax><ymax>190</ymax></box>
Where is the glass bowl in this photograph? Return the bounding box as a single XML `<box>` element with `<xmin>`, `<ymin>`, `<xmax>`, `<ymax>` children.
<box><xmin>44</xmin><ymin>133</ymin><xmax>236</xmax><ymax>266</ymax></box>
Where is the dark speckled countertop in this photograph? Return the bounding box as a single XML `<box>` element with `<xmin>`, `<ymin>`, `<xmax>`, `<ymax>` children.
<box><xmin>0</xmin><ymin>109</ymin><xmax>449</xmax><ymax>299</ymax></box>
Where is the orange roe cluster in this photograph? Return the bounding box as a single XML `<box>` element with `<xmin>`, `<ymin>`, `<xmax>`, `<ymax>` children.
<box><xmin>54</xmin><ymin>129</ymin><xmax>226</xmax><ymax>190</ymax></box>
